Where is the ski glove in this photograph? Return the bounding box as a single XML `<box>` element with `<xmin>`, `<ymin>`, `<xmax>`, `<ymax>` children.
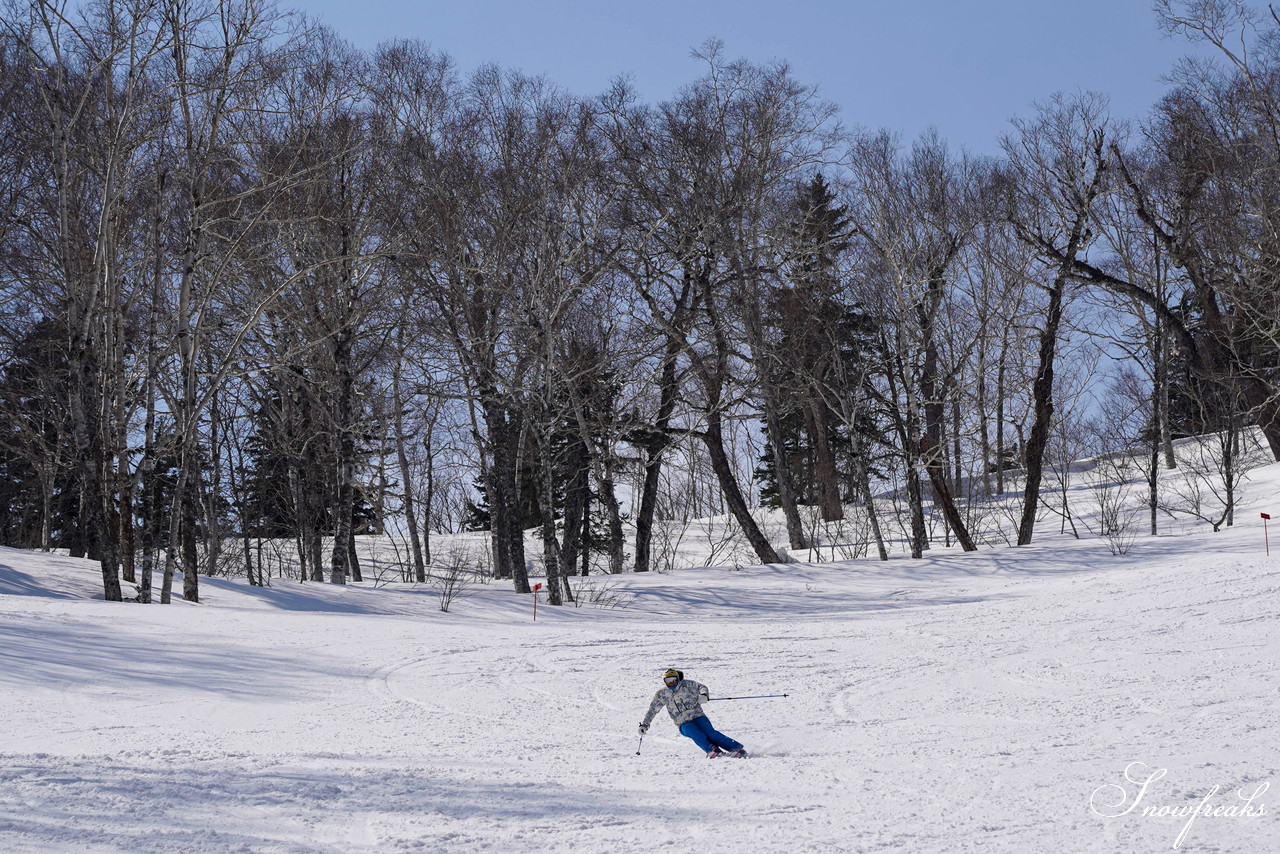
<box><xmin>639</xmin><ymin>723</ymin><xmax>649</xmax><ymax>735</ymax></box>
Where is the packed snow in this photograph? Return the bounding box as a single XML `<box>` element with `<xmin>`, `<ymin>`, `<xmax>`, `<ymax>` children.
<box><xmin>2</xmin><ymin>448</ymin><xmax>1278</xmax><ymax>853</ymax></box>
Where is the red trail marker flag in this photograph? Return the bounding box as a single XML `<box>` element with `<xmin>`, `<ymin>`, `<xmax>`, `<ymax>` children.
<box><xmin>532</xmin><ymin>583</ymin><xmax>543</xmax><ymax>620</ymax></box>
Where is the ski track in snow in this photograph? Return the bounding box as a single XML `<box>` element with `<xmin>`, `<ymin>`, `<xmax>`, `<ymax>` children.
<box><xmin>3</xmin><ymin>465</ymin><xmax>1280</xmax><ymax>851</ymax></box>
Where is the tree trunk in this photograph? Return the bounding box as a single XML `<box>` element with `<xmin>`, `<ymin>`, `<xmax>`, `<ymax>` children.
<box><xmin>919</xmin><ymin>272</ymin><xmax>977</xmax><ymax>552</ymax></box>
<box><xmin>601</xmin><ymin>473</ymin><xmax>626</xmax><ymax>575</ymax></box>
<box><xmin>807</xmin><ymin>398</ymin><xmax>844</xmax><ymax>523</ymax></box>
<box><xmin>485</xmin><ymin>452</ymin><xmax>512</xmax><ymax>581</ymax></box>
<box><xmin>633</xmin><ymin>441</ymin><xmax>665</xmax><ymax>573</ymax></box>
<box><xmin>540</xmin><ymin>509</ymin><xmax>563</xmax><ymax>604</ymax></box>
<box><xmin>116</xmin><ymin>363</ymin><xmax>135</xmax><ymax>583</ymax></box>
<box><xmin>534</xmin><ymin>423</ymin><xmax>565</xmax><ymax>605</ymax></box>
<box><xmin>392</xmin><ymin>358</ymin><xmax>426</xmax><ymax>582</ymax></box>
<box><xmin>329</xmin><ymin>335</ymin><xmax>355</xmax><ymax>585</ymax></box>
<box><xmin>181</xmin><ymin>466</ymin><xmax>200</xmax><ymax>600</ymax></box>
<box><xmin>204</xmin><ymin>378</ymin><xmax>224</xmax><ymax>579</ymax></box>
<box><xmin>559</xmin><ymin>442</ymin><xmax>590</xmax><ymax>583</ymax></box>
<box><xmin>762</xmin><ymin>397</ymin><xmax>808</xmax><ymax>551</ymax></box>
<box><xmin>1154</xmin><ymin>316</ymin><xmax>1176</xmax><ymax>470</ymax></box>
<box><xmin>348</xmin><ymin>534</ymin><xmax>362</xmax><ymax>583</ymax></box>
<box><xmin>225</xmin><ymin>437</ymin><xmax>256</xmax><ymax>586</ymax></box>
<box><xmin>747</xmin><ymin>286</ymin><xmax>808</xmax><ymax>549</ymax></box>
<box><xmin>953</xmin><ymin>395</ymin><xmax>963</xmax><ymax>491</ymax></box>
<box><xmin>632</xmin><ymin>339</ymin><xmax>682</xmax><ymax>573</ymax></box>
<box><xmin>996</xmin><ymin>339</ymin><xmax>1008</xmax><ymax>496</ymax></box>
<box><xmin>854</xmin><ymin>432</ymin><xmax>889</xmax><ymax>561</ymax></box>
<box><xmin>566</xmin><ymin>386</ymin><xmax>627</xmax><ymax>575</ymax></box>
<box><xmin>160</xmin><ymin>495</ymin><xmax>179</xmax><ymax>605</ymax></box>
<box><xmin>1224</xmin><ymin>411</ymin><xmax>1237</xmax><ymax>529</ymax></box>
<box><xmin>138</xmin><ymin>438</ymin><xmax>157</xmax><ymax>603</ymax></box>
<box><xmin>1149</xmin><ymin>419</ymin><xmax>1160</xmax><ymax>538</ymax></box>
<box><xmin>68</xmin><ymin>339</ymin><xmax>119</xmax><ymax>599</ymax></box>
<box><xmin>921</xmin><ymin>449</ymin><xmax>978</xmax><ymax>551</ymax></box>
<box><xmin>422</xmin><ymin>432</ymin><xmax>434</xmax><ymax>567</ymax></box>
<box><xmin>905</xmin><ymin>457</ymin><xmax>927</xmax><ymax>559</ymax></box>
<box><xmin>700</xmin><ymin>414</ymin><xmax>781</xmax><ymax>564</ymax></box>
<box><xmin>1017</xmin><ymin>279</ymin><xmax>1066</xmax><ymax>546</ymax></box>
<box><xmin>1149</xmin><ymin>319</ymin><xmax>1163</xmax><ymax>535</ymax></box>
<box><xmin>978</xmin><ymin>352</ymin><xmax>993</xmax><ymax>497</ymax></box>
<box><xmin>39</xmin><ymin>469</ymin><xmax>53</xmax><ymax>552</ymax></box>
<box><xmin>484</xmin><ymin>400</ymin><xmax>530</xmax><ymax>591</ymax></box>
<box><xmin>581</xmin><ymin>492</ymin><xmax>593</xmax><ymax>577</ymax></box>
<box><xmin>175</xmin><ymin>207</ymin><xmax>201</xmax><ymax>602</ymax></box>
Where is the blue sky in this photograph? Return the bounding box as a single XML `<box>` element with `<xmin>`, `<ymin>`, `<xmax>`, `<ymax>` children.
<box><xmin>285</xmin><ymin>1</ymin><xmax>1214</xmax><ymax>155</ymax></box>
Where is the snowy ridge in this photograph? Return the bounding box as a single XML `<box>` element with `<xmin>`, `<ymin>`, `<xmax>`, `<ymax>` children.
<box><xmin>1</xmin><ymin>452</ymin><xmax>1278</xmax><ymax>852</ymax></box>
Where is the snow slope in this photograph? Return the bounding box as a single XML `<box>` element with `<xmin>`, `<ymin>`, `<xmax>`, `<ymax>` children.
<box><xmin>1</xmin><ymin>461</ymin><xmax>1278</xmax><ymax>852</ymax></box>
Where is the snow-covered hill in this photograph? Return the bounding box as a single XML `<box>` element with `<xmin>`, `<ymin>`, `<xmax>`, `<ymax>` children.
<box><xmin>2</xmin><ymin>454</ymin><xmax>1278</xmax><ymax>853</ymax></box>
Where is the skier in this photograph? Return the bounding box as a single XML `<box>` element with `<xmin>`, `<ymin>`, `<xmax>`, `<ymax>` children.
<box><xmin>639</xmin><ymin>668</ymin><xmax>747</xmax><ymax>758</ymax></box>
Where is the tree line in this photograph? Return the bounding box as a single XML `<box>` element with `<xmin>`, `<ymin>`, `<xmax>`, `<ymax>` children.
<box><xmin>1</xmin><ymin>0</ymin><xmax>1278</xmax><ymax>604</ymax></box>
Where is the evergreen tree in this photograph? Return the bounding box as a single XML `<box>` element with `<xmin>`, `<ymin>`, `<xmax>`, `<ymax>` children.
<box><xmin>755</xmin><ymin>174</ymin><xmax>882</xmax><ymax>514</ymax></box>
<box><xmin>1159</xmin><ymin>297</ymin><xmax>1271</xmax><ymax>441</ymax></box>
<box><xmin>0</xmin><ymin>318</ymin><xmax>76</xmax><ymax>549</ymax></box>
<box><xmin>240</xmin><ymin>389</ymin><xmax>380</xmax><ymax>539</ymax></box>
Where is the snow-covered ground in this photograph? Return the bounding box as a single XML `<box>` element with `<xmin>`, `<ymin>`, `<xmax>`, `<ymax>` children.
<box><xmin>2</xmin><ymin>454</ymin><xmax>1278</xmax><ymax>852</ymax></box>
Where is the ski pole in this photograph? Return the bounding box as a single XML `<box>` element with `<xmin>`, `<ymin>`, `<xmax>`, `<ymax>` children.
<box><xmin>636</xmin><ymin>733</ymin><xmax>645</xmax><ymax>755</ymax></box>
<box><xmin>706</xmin><ymin>693</ymin><xmax>789</xmax><ymax>701</ymax></box>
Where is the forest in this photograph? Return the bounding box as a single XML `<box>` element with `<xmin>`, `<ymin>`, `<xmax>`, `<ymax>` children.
<box><xmin>1</xmin><ymin>0</ymin><xmax>1278</xmax><ymax>605</ymax></box>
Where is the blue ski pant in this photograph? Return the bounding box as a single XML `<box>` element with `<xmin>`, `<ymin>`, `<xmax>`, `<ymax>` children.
<box><xmin>678</xmin><ymin>715</ymin><xmax>743</xmax><ymax>753</ymax></box>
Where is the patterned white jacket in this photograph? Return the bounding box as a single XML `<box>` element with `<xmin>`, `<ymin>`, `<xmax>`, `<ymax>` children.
<box><xmin>641</xmin><ymin>679</ymin><xmax>712</xmax><ymax>729</ymax></box>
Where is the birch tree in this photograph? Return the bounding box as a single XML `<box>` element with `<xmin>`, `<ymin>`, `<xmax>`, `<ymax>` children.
<box><xmin>1005</xmin><ymin>93</ymin><xmax>1119</xmax><ymax>546</ymax></box>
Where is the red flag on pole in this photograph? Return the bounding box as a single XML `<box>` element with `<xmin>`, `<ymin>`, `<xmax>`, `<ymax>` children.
<box><xmin>532</xmin><ymin>583</ymin><xmax>542</xmax><ymax>620</ymax></box>
<box><xmin>1263</xmin><ymin>514</ymin><xmax>1272</xmax><ymax>555</ymax></box>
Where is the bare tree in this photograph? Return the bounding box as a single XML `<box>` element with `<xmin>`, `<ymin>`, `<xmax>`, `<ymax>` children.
<box><xmin>849</xmin><ymin>130</ymin><xmax>988</xmax><ymax>556</ymax></box>
<box><xmin>612</xmin><ymin>43</ymin><xmax>840</xmax><ymax>567</ymax></box>
<box><xmin>1005</xmin><ymin>93</ymin><xmax>1119</xmax><ymax>546</ymax></box>
<box><xmin>1</xmin><ymin>0</ymin><xmax>178</xmax><ymax>599</ymax></box>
